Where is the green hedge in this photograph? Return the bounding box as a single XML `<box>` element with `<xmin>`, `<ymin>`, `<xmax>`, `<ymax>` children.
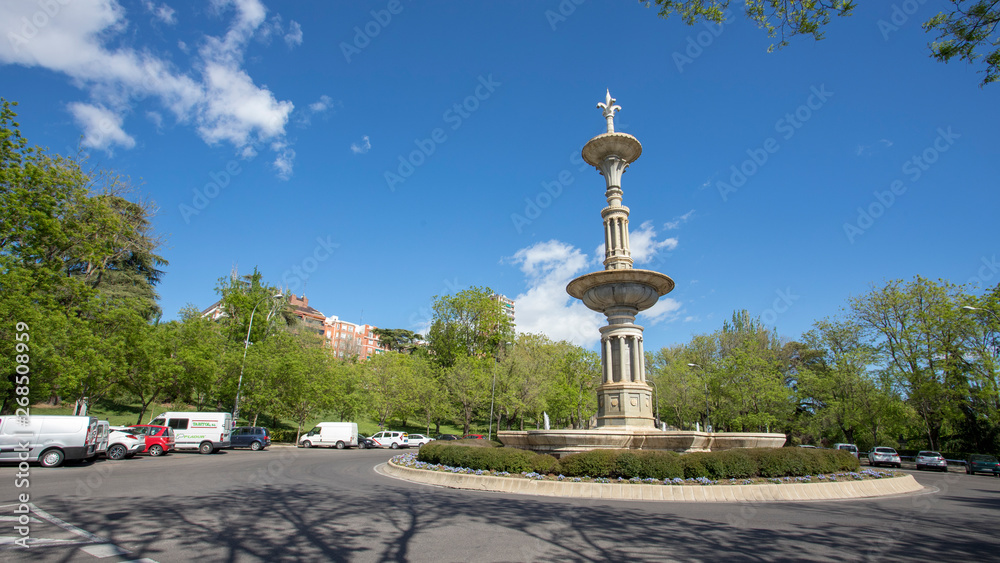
<box><xmin>417</xmin><ymin>445</ymin><xmax>860</xmax><ymax>480</ymax></box>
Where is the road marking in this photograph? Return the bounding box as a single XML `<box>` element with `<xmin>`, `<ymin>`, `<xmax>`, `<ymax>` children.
<box><xmin>0</xmin><ymin>502</ymin><xmax>149</xmax><ymax>561</ymax></box>
<box><xmin>81</xmin><ymin>543</ymin><xmax>131</xmax><ymax>558</ymax></box>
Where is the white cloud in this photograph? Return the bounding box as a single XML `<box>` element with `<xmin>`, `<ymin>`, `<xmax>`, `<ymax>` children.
<box><xmin>350</xmin><ymin>135</ymin><xmax>371</xmax><ymax>154</ymax></box>
<box><xmin>0</xmin><ymin>0</ymin><xmax>296</xmax><ymax>176</ymax></box>
<box><xmin>273</xmin><ymin>147</ymin><xmax>295</xmax><ymax>179</ymax></box>
<box><xmin>309</xmin><ymin>95</ymin><xmax>332</xmax><ymax>113</ymax></box>
<box><xmin>68</xmin><ymin>102</ymin><xmax>135</xmax><ymax>152</ymax></box>
<box><xmin>638</xmin><ymin>297</ymin><xmax>682</xmax><ymax>326</ymax></box>
<box><xmin>142</xmin><ymin>1</ymin><xmax>177</xmax><ymax>25</ymax></box>
<box><xmin>596</xmin><ymin>220</ymin><xmax>678</xmax><ymax>266</ymax></box>
<box><xmin>146</xmin><ymin>110</ymin><xmax>163</xmax><ymax>130</ymax></box>
<box><xmin>284</xmin><ymin>20</ymin><xmax>302</xmax><ymax>47</ymax></box>
<box><xmin>510</xmin><ymin>240</ymin><xmax>603</xmax><ymax>347</ymax></box>
<box><xmin>664</xmin><ymin>209</ymin><xmax>695</xmax><ymax>230</ymax></box>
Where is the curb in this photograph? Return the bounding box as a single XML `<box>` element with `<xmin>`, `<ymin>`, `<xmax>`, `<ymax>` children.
<box><xmin>380</xmin><ymin>461</ymin><xmax>927</xmax><ymax>502</ymax></box>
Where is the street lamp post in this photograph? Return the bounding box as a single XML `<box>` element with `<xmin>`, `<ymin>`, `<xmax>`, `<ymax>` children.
<box><xmin>687</xmin><ymin>363</ymin><xmax>710</xmax><ymax>433</ymax></box>
<box><xmin>963</xmin><ymin>305</ymin><xmax>1000</xmax><ymax>324</ymax></box>
<box><xmin>234</xmin><ymin>293</ymin><xmax>282</xmax><ymax>423</ymax></box>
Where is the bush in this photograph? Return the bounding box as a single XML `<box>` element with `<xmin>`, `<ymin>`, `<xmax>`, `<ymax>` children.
<box><xmin>530</xmin><ymin>454</ymin><xmax>560</xmax><ymax>474</ymax></box>
<box><xmin>415</xmin><ymin>445</ymin><xmax>861</xmax><ymax>480</ymax></box>
<box><xmin>269</xmin><ymin>428</ymin><xmax>299</xmax><ymax>443</ymax></box>
<box><xmin>558</xmin><ymin>449</ymin><xmax>619</xmax><ymax>478</ymax></box>
<box><xmin>417</xmin><ymin>443</ymin><xmax>540</xmax><ymax>473</ymax></box>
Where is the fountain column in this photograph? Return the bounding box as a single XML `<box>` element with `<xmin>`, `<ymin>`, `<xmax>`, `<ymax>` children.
<box><xmin>567</xmin><ymin>90</ymin><xmax>676</xmax><ymax>428</ymax></box>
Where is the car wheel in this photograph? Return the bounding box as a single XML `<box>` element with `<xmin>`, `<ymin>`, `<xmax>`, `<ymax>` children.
<box><xmin>358</xmin><ymin>441</ymin><xmax>367</xmax><ymax>449</ymax></box>
<box><xmin>199</xmin><ymin>442</ymin><xmax>215</xmax><ymax>455</ymax></box>
<box><xmin>250</xmin><ymin>441</ymin><xmax>262</xmax><ymax>451</ymax></box>
<box><xmin>302</xmin><ymin>440</ymin><xmax>312</xmax><ymax>448</ymax></box>
<box><xmin>149</xmin><ymin>444</ymin><xmax>164</xmax><ymax>456</ymax></box>
<box><xmin>40</xmin><ymin>448</ymin><xmax>65</xmax><ymax>468</ymax></box>
<box><xmin>107</xmin><ymin>444</ymin><xmax>127</xmax><ymax>460</ymax></box>
<box><xmin>390</xmin><ymin>442</ymin><xmax>399</xmax><ymax>449</ymax></box>
<box><xmin>336</xmin><ymin>441</ymin><xmax>345</xmax><ymax>449</ymax></box>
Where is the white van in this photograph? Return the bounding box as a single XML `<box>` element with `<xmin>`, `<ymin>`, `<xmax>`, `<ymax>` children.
<box><xmin>149</xmin><ymin>412</ymin><xmax>232</xmax><ymax>454</ymax></box>
<box><xmin>299</xmin><ymin>422</ymin><xmax>358</xmax><ymax>449</ymax></box>
<box><xmin>0</xmin><ymin>415</ymin><xmax>99</xmax><ymax>467</ymax></box>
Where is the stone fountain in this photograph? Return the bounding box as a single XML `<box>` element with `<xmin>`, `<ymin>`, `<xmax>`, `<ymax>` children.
<box><xmin>499</xmin><ymin>91</ymin><xmax>785</xmax><ymax>457</ymax></box>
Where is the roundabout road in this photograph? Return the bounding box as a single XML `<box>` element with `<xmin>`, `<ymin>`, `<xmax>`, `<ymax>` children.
<box><xmin>2</xmin><ymin>447</ymin><xmax>998</xmax><ymax>562</ymax></box>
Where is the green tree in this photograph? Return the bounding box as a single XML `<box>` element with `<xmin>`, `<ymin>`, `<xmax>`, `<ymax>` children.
<box><xmin>427</xmin><ymin>286</ymin><xmax>514</xmax><ymax>368</ymax></box>
<box><xmin>924</xmin><ymin>1</ymin><xmax>1000</xmax><ymax>86</ymax></box>
<box><xmin>643</xmin><ymin>0</ymin><xmax>1000</xmax><ymax>86</ymax></box>
<box><xmin>849</xmin><ymin>277</ymin><xmax>967</xmax><ymax>450</ymax></box>
<box><xmin>446</xmin><ymin>355</ymin><xmax>491</xmax><ymax>435</ymax></box>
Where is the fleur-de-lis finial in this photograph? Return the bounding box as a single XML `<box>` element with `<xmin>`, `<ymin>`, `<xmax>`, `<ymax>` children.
<box><xmin>596</xmin><ymin>89</ymin><xmax>621</xmax><ymax>133</ymax></box>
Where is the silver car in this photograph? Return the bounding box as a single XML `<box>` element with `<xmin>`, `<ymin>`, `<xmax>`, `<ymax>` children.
<box><xmin>868</xmin><ymin>446</ymin><xmax>901</xmax><ymax>468</ymax></box>
<box><xmin>915</xmin><ymin>451</ymin><xmax>948</xmax><ymax>472</ymax></box>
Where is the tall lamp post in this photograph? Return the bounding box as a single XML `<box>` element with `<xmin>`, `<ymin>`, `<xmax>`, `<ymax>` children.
<box><xmin>687</xmin><ymin>363</ymin><xmax>710</xmax><ymax>433</ymax></box>
<box><xmin>234</xmin><ymin>292</ymin><xmax>282</xmax><ymax>423</ymax></box>
<box><xmin>963</xmin><ymin>305</ymin><xmax>1000</xmax><ymax>324</ymax></box>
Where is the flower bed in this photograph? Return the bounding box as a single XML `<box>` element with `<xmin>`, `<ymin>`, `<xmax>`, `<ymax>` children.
<box><xmin>393</xmin><ymin>452</ymin><xmax>899</xmax><ymax>486</ymax></box>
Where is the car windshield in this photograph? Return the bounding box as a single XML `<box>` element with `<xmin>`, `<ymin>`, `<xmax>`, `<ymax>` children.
<box><xmin>875</xmin><ymin>448</ymin><xmax>896</xmax><ymax>454</ymax></box>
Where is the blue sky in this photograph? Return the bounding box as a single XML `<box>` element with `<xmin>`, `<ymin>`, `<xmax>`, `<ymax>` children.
<box><xmin>1</xmin><ymin>0</ymin><xmax>997</xmax><ymax>354</ymax></box>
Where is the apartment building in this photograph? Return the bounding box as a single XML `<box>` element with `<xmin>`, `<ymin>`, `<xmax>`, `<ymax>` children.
<box><xmin>492</xmin><ymin>293</ymin><xmax>516</xmax><ymax>325</ymax></box>
<box><xmin>324</xmin><ymin>316</ymin><xmax>387</xmax><ymax>360</ymax></box>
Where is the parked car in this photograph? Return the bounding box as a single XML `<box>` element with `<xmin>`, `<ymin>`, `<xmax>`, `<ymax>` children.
<box><xmin>231</xmin><ymin>426</ymin><xmax>271</xmax><ymax>451</ymax></box>
<box><xmin>868</xmin><ymin>447</ymin><xmax>901</xmax><ymax>468</ymax></box>
<box><xmin>966</xmin><ymin>454</ymin><xmax>1000</xmax><ymax>475</ymax></box>
<box><xmin>833</xmin><ymin>443</ymin><xmax>860</xmax><ymax>459</ymax></box>
<box><xmin>357</xmin><ymin>434</ymin><xmax>377</xmax><ymax>449</ymax></box>
<box><xmin>434</xmin><ymin>434</ymin><xmax>459</xmax><ymax>441</ymax></box>
<box><xmin>462</xmin><ymin>434</ymin><xmax>485</xmax><ymax>440</ymax></box>
<box><xmin>915</xmin><ymin>451</ymin><xmax>948</xmax><ymax>472</ymax></box>
<box><xmin>370</xmin><ymin>431</ymin><xmax>409</xmax><ymax>449</ymax></box>
<box><xmin>407</xmin><ymin>434</ymin><xmax>433</xmax><ymax>447</ymax></box>
<box><xmin>0</xmin><ymin>415</ymin><xmax>100</xmax><ymax>468</ymax></box>
<box><xmin>104</xmin><ymin>430</ymin><xmax>144</xmax><ymax>460</ymax></box>
<box><xmin>125</xmin><ymin>425</ymin><xmax>175</xmax><ymax>456</ymax></box>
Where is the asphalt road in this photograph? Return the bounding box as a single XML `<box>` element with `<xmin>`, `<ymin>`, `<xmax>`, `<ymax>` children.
<box><xmin>2</xmin><ymin>447</ymin><xmax>998</xmax><ymax>562</ymax></box>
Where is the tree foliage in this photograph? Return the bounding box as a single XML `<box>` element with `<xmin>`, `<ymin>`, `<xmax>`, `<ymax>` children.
<box><xmin>643</xmin><ymin>0</ymin><xmax>1000</xmax><ymax>86</ymax></box>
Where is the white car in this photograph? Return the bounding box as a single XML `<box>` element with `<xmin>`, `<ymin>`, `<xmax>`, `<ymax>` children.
<box><xmin>105</xmin><ymin>430</ymin><xmax>144</xmax><ymax>460</ymax></box>
<box><xmin>370</xmin><ymin>431</ymin><xmax>409</xmax><ymax>449</ymax></box>
<box><xmin>868</xmin><ymin>446</ymin><xmax>901</xmax><ymax>468</ymax></box>
<box><xmin>407</xmin><ymin>434</ymin><xmax>433</xmax><ymax>447</ymax></box>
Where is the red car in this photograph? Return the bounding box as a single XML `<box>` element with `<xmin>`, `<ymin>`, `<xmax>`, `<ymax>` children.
<box><xmin>462</xmin><ymin>434</ymin><xmax>485</xmax><ymax>440</ymax></box>
<box><xmin>126</xmin><ymin>425</ymin><xmax>176</xmax><ymax>456</ymax></box>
